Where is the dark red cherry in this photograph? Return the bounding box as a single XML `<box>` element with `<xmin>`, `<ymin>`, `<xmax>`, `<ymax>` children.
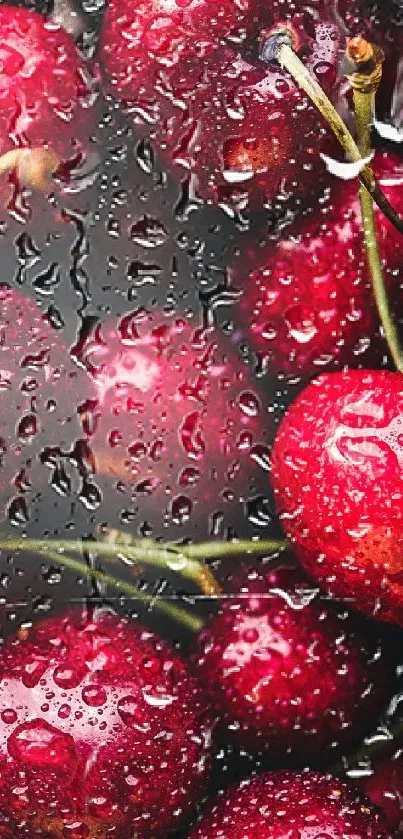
<box><xmin>188</xmin><ymin>771</ymin><xmax>392</xmax><ymax>839</ymax></box>
<box><xmin>77</xmin><ymin>310</ymin><xmax>268</xmax><ymax>534</ymax></box>
<box><xmin>0</xmin><ymin>610</ymin><xmax>212</xmax><ymax>837</ymax></box>
<box><xmin>193</xmin><ymin>563</ymin><xmax>389</xmax><ymax>758</ymax></box>
<box><xmin>236</xmin><ymin>151</ymin><xmax>403</xmax><ymax>377</ymax></box>
<box><xmin>100</xmin><ymin>0</ymin><xmax>342</xmax><ymax>211</ymax></box>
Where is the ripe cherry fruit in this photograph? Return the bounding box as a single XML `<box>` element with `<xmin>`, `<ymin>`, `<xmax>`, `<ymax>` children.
<box><xmin>0</xmin><ymin>609</ymin><xmax>212</xmax><ymax>837</ymax></box>
<box><xmin>100</xmin><ymin>0</ymin><xmax>341</xmax><ymax>210</ymax></box>
<box><xmin>357</xmin><ymin>753</ymin><xmax>403</xmax><ymax>836</ymax></box>
<box><xmin>193</xmin><ymin>562</ymin><xmax>388</xmax><ymax>759</ymax></box>
<box><xmin>236</xmin><ymin>151</ymin><xmax>403</xmax><ymax>378</ymax></box>
<box><xmin>78</xmin><ymin>309</ymin><xmax>268</xmax><ymax>534</ymax></box>
<box><xmin>0</xmin><ymin>6</ymin><xmax>96</xmax><ymax>198</ymax></box>
<box><xmin>271</xmin><ymin>369</ymin><xmax>403</xmax><ymax>627</ymax></box>
<box><xmin>188</xmin><ymin>771</ymin><xmax>392</xmax><ymax>839</ymax></box>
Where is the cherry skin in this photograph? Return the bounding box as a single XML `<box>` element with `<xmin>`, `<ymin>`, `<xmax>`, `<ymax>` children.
<box><xmin>271</xmin><ymin>369</ymin><xmax>403</xmax><ymax>627</ymax></box>
<box><xmin>193</xmin><ymin>562</ymin><xmax>388</xmax><ymax>759</ymax></box>
<box><xmin>358</xmin><ymin>754</ymin><xmax>403</xmax><ymax>836</ymax></box>
<box><xmin>188</xmin><ymin>771</ymin><xmax>392</xmax><ymax>839</ymax></box>
<box><xmin>0</xmin><ymin>609</ymin><xmax>212</xmax><ymax>837</ymax></box>
<box><xmin>78</xmin><ymin>309</ymin><xmax>268</xmax><ymax>534</ymax></box>
<box><xmin>236</xmin><ymin>151</ymin><xmax>403</xmax><ymax>378</ymax></box>
<box><xmin>0</xmin><ymin>6</ymin><xmax>96</xmax><ymax>198</ymax></box>
<box><xmin>99</xmin><ymin>0</ymin><xmax>341</xmax><ymax>210</ymax></box>
<box><xmin>0</xmin><ymin>285</ymin><xmax>85</xmax><ymax>526</ymax></box>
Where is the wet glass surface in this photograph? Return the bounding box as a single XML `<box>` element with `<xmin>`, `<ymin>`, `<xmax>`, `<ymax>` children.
<box><xmin>0</xmin><ymin>0</ymin><xmax>403</xmax><ymax>836</ymax></box>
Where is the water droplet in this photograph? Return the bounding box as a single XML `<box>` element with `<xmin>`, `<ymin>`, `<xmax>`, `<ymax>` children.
<box><xmin>82</xmin><ymin>685</ymin><xmax>107</xmax><ymax>707</ymax></box>
<box><xmin>8</xmin><ymin>719</ymin><xmax>76</xmax><ymax>768</ymax></box>
<box><xmin>1</xmin><ymin>709</ymin><xmax>17</xmax><ymax>724</ymax></box>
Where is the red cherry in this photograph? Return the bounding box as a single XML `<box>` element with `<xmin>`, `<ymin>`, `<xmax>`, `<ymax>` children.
<box><xmin>0</xmin><ymin>286</ymin><xmax>84</xmax><ymax>524</ymax></box>
<box><xmin>188</xmin><ymin>771</ymin><xmax>391</xmax><ymax>839</ymax></box>
<box><xmin>0</xmin><ymin>610</ymin><xmax>212</xmax><ymax>837</ymax></box>
<box><xmin>78</xmin><ymin>310</ymin><xmax>269</xmax><ymax>533</ymax></box>
<box><xmin>193</xmin><ymin>562</ymin><xmax>388</xmax><ymax>758</ymax></box>
<box><xmin>357</xmin><ymin>754</ymin><xmax>403</xmax><ymax>836</ymax></box>
<box><xmin>236</xmin><ymin>151</ymin><xmax>403</xmax><ymax>377</ymax></box>
<box><xmin>100</xmin><ymin>0</ymin><xmax>341</xmax><ymax>210</ymax></box>
<box><xmin>0</xmin><ymin>6</ymin><xmax>96</xmax><ymax>197</ymax></box>
<box><xmin>271</xmin><ymin>369</ymin><xmax>403</xmax><ymax>626</ymax></box>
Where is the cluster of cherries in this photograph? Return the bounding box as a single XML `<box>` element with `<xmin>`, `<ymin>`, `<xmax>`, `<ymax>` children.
<box><xmin>0</xmin><ymin>0</ymin><xmax>403</xmax><ymax>836</ymax></box>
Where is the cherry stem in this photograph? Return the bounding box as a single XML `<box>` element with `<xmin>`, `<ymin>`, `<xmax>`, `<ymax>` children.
<box><xmin>260</xmin><ymin>30</ymin><xmax>403</xmax><ymax>237</ymax></box>
<box><xmin>348</xmin><ymin>45</ymin><xmax>403</xmax><ymax>373</ymax></box>
<box><xmin>0</xmin><ymin>534</ymin><xmax>288</xmax><ymax>627</ymax></box>
<box><xmin>41</xmin><ymin>547</ymin><xmax>205</xmax><ymax>632</ymax></box>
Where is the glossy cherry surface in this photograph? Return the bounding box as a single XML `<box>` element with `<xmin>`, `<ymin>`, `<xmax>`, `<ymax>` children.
<box><xmin>271</xmin><ymin>369</ymin><xmax>403</xmax><ymax>626</ymax></box>
<box><xmin>0</xmin><ymin>609</ymin><xmax>212</xmax><ymax>837</ymax></box>
<box><xmin>237</xmin><ymin>152</ymin><xmax>403</xmax><ymax>377</ymax></box>
<box><xmin>194</xmin><ymin>563</ymin><xmax>388</xmax><ymax>758</ymax></box>
<box><xmin>188</xmin><ymin>771</ymin><xmax>392</xmax><ymax>839</ymax></box>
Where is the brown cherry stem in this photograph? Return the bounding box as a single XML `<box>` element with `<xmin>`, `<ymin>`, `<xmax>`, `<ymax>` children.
<box><xmin>347</xmin><ymin>37</ymin><xmax>403</xmax><ymax>373</ymax></box>
<box><xmin>260</xmin><ymin>29</ymin><xmax>403</xmax><ymax>237</ymax></box>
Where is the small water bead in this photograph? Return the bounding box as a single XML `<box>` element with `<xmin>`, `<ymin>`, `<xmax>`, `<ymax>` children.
<box><xmin>8</xmin><ymin>719</ymin><xmax>76</xmax><ymax>768</ymax></box>
<box><xmin>171</xmin><ymin>494</ymin><xmax>192</xmax><ymax>524</ymax></box>
<box><xmin>54</xmin><ymin>665</ymin><xmax>85</xmax><ymax>689</ymax></box>
<box><xmin>58</xmin><ymin>704</ymin><xmax>71</xmax><ymax>720</ymax></box>
<box><xmin>82</xmin><ymin>685</ymin><xmax>107</xmax><ymax>707</ymax></box>
<box><xmin>22</xmin><ymin>656</ymin><xmax>47</xmax><ymax>688</ymax></box>
<box><xmin>238</xmin><ymin>391</ymin><xmax>260</xmax><ymax>417</ymax></box>
<box><xmin>1</xmin><ymin>708</ymin><xmax>17</xmax><ymax>724</ymax></box>
<box><xmin>178</xmin><ymin>466</ymin><xmax>200</xmax><ymax>486</ymax></box>
<box><xmin>62</xmin><ymin>823</ymin><xmax>90</xmax><ymax>839</ymax></box>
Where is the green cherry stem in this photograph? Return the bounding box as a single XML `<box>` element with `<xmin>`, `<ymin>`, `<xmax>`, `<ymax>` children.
<box><xmin>0</xmin><ymin>534</ymin><xmax>288</xmax><ymax>623</ymax></box>
<box><xmin>0</xmin><ymin>536</ymin><xmax>222</xmax><ymax>596</ymax></box>
<box><xmin>347</xmin><ymin>36</ymin><xmax>403</xmax><ymax>373</ymax></box>
<box><xmin>259</xmin><ymin>28</ymin><xmax>403</xmax><ymax>237</ymax></box>
<box><xmin>41</xmin><ymin>548</ymin><xmax>205</xmax><ymax>632</ymax></box>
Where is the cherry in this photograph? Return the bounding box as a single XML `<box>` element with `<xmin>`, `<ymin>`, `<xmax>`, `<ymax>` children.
<box><xmin>0</xmin><ymin>6</ymin><xmax>96</xmax><ymax>198</ymax></box>
<box><xmin>236</xmin><ymin>151</ymin><xmax>403</xmax><ymax>378</ymax></box>
<box><xmin>188</xmin><ymin>771</ymin><xmax>391</xmax><ymax>839</ymax></box>
<box><xmin>99</xmin><ymin>0</ymin><xmax>342</xmax><ymax>210</ymax></box>
<box><xmin>357</xmin><ymin>754</ymin><xmax>403</xmax><ymax>836</ymax></box>
<box><xmin>271</xmin><ymin>369</ymin><xmax>403</xmax><ymax>627</ymax></box>
<box><xmin>193</xmin><ymin>562</ymin><xmax>388</xmax><ymax>759</ymax></box>
<box><xmin>0</xmin><ymin>609</ymin><xmax>212</xmax><ymax>837</ymax></box>
<box><xmin>0</xmin><ymin>285</ymin><xmax>84</xmax><ymax>524</ymax></box>
<box><xmin>78</xmin><ymin>309</ymin><xmax>268</xmax><ymax>533</ymax></box>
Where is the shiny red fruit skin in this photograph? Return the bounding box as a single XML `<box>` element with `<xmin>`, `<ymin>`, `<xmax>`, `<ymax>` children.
<box><xmin>188</xmin><ymin>771</ymin><xmax>392</xmax><ymax>839</ymax></box>
<box><xmin>359</xmin><ymin>755</ymin><xmax>403</xmax><ymax>836</ymax></box>
<box><xmin>0</xmin><ymin>610</ymin><xmax>212</xmax><ymax>837</ymax></box>
<box><xmin>236</xmin><ymin>152</ymin><xmax>403</xmax><ymax>377</ymax></box>
<box><xmin>78</xmin><ymin>309</ymin><xmax>268</xmax><ymax>533</ymax></box>
<box><xmin>0</xmin><ymin>6</ymin><xmax>95</xmax><ymax>159</ymax></box>
<box><xmin>271</xmin><ymin>369</ymin><xmax>403</xmax><ymax>626</ymax></box>
<box><xmin>100</xmin><ymin>0</ymin><xmax>254</xmax><ymax>85</ymax></box>
<box><xmin>193</xmin><ymin>563</ymin><xmax>388</xmax><ymax>758</ymax></box>
<box><xmin>0</xmin><ymin>285</ymin><xmax>84</xmax><ymax>525</ymax></box>
<box><xmin>100</xmin><ymin>0</ymin><xmax>341</xmax><ymax>209</ymax></box>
